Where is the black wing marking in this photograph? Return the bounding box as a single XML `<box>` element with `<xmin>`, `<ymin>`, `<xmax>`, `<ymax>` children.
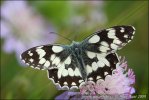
<box><xmin>82</xmin><ymin>25</ymin><xmax>135</xmax><ymax>53</ymax></box>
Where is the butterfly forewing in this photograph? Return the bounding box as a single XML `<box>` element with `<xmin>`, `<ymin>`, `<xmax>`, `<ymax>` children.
<box><xmin>21</xmin><ymin>45</ymin><xmax>70</xmax><ymax>70</ymax></box>
<box><xmin>83</xmin><ymin>25</ymin><xmax>135</xmax><ymax>53</ymax></box>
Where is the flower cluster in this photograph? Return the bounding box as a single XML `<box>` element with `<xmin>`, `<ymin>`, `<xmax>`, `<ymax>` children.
<box><xmin>1</xmin><ymin>1</ymin><xmax>57</xmax><ymax>65</ymax></box>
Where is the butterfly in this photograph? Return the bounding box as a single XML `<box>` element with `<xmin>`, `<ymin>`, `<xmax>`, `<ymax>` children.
<box><xmin>20</xmin><ymin>25</ymin><xmax>135</xmax><ymax>90</ymax></box>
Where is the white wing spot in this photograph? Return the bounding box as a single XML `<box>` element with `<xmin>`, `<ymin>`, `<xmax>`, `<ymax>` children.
<box><xmin>113</xmin><ymin>39</ymin><xmax>122</xmax><ymax>44</ymax></box>
<box><xmin>36</xmin><ymin>49</ymin><xmax>46</xmax><ymax>59</ymax></box>
<box><xmin>124</xmin><ymin>34</ymin><xmax>128</xmax><ymax>38</ymax></box>
<box><xmin>99</xmin><ymin>46</ymin><xmax>110</xmax><ymax>52</ymax></box>
<box><xmin>28</xmin><ymin>51</ymin><xmax>31</xmax><ymax>54</ymax></box>
<box><xmin>97</xmin><ymin>55</ymin><xmax>110</xmax><ymax>66</ymax></box>
<box><xmin>97</xmin><ymin>60</ymin><xmax>105</xmax><ymax>68</ymax></box>
<box><xmin>104</xmin><ymin>72</ymin><xmax>108</xmax><ymax>76</ymax></box>
<box><xmin>86</xmin><ymin>65</ymin><xmax>93</xmax><ymax>74</ymax></box>
<box><xmin>120</xmin><ymin>27</ymin><xmax>125</xmax><ymax>32</ymax></box>
<box><xmin>50</xmin><ymin>54</ymin><xmax>56</xmax><ymax>61</ymax></box>
<box><xmin>64</xmin><ymin>56</ymin><xmax>71</xmax><ymax>65</ymax></box>
<box><xmin>68</xmin><ymin>68</ymin><xmax>74</xmax><ymax>76</ymax></box>
<box><xmin>97</xmin><ymin>53</ymin><xmax>107</xmax><ymax>57</ymax></box>
<box><xmin>29</xmin><ymin>58</ymin><xmax>34</xmax><ymax>63</ymax></box>
<box><xmin>131</xmin><ymin>36</ymin><xmax>134</xmax><ymax>39</ymax></box>
<box><xmin>88</xmin><ymin>35</ymin><xmax>100</xmax><ymax>43</ymax></box>
<box><xmin>107</xmin><ymin>29</ymin><xmax>117</xmax><ymax>39</ymax></box>
<box><xmin>57</xmin><ymin>63</ymin><xmax>62</xmax><ymax>68</ymax></box>
<box><xmin>62</xmin><ymin>69</ymin><xmax>68</xmax><ymax>77</ymax></box>
<box><xmin>100</xmin><ymin>41</ymin><xmax>109</xmax><ymax>47</ymax></box>
<box><xmin>79</xmin><ymin>80</ymin><xmax>84</xmax><ymax>83</ymax></box>
<box><xmin>52</xmin><ymin>57</ymin><xmax>60</xmax><ymax>66</ymax></box>
<box><xmin>86</xmin><ymin>51</ymin><xmax>96</xmax><ymax>59</ymax></box>
<box><xmin>52</xmin><ymin>46</ymin><xmax>63</xmax><ymax>53</ymax></box>
<box><xmin>29</xmin><ymin>53</ymin><xmax>33</xmax><ymax>56</ymax></box>
<box><xmin>44</xmin><ymin>61</ymin><xmax>50</xmax><ymax>68</ymax></box>
<box><xmin>58</xmin><ymin>63</ymin><xmax>65</xmax><ymax>79</ymax></box>
<box><xmin>111</xmin><ymin>43</ymin><xmax>119</xmax><ymax>50</ymax></box>
<box><xmin>92</xmin><ymin>62</ymin><xmax>98</xmax><ymax>71</ymax></box>
<box><xmin>108</xmin><ymin>35</ymin><xmax>117</xmax><ymax>39</ymax></box>
<box><xmin>64</xmin><ymin>82</ymin><xmax>68</xmax><ymax>85</ymax></box>
<box><xmin>96</xmin><ymin>76</ymin><xmax>101</xmax><ymax>80</ymax></box>
<box><xmin>39</xmin><ymin>58</ymin><xmax>46</xmax><ymax>64</ymax></box>
<box><xmin>88</xmin><ymin>77</ymin><xmax>93</xmax><ymax>81</ymax></box>
<box><xmin>74</xmin><ymin>68</ymin><xmax>81</xmax><ymax>77</ymax></box>
<box><xmin>71</xmin><ymin>82</ymin><xmax>76</xmax><ymax>86</ymax></box>
<box><xmin>132</xmin><ymin>26</ymin><xmax>136</xmax><ymax>31</ymax></box>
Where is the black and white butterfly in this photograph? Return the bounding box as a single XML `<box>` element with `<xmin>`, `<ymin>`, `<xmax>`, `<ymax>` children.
<box><xmin>20</xmin><ymin>25</ymin><xmax>135</xmax><ymax>90</ymax></box>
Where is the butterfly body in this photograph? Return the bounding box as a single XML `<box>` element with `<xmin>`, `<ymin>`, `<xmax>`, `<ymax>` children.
<box><xmin>21</xmin><ymin>25</ymin><xmax>135</xmax><ymax>90</ymax></box>
<box><xmin>69</xmin><ymin>41</ymin><xmax>88</xmax><ymax>80</ymax></box>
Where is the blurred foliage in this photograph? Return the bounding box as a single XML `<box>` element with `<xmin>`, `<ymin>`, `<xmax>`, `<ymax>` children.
<box><xmin>0</xmin><ymin>1</ymin><xmax>148</xmax><ymax>99</ymax></box>
<box><xmin>30</xmin><ymin>1</ymin><xmax>72</xmax><ymax>27</ymax></box>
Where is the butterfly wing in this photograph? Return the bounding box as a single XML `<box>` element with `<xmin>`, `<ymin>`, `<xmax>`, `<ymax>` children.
<box><xmin>21</xmin><ymin>45</ymin><xmax>70</xmax><ymax>70</ymax></box>
<box><xmin>81</xmin><ymin>52</ymin><xmax>119</xmax><ymax>82</ymax></box>
<box><xmin>81</xmin><ymin>25</ymin><xmax>135</xmax><ymax>82</ymax></box>
<box><xmin>83</xmin><ymin>25</ymin><xmax>135</xmax><ymax>53</ymax></box>
<box><xmin>47</xmin><ymin>53</ymin><xmax>85</xmax><ymax>90</ymax></box>
<box><xmin>21</xmin><ymin>44</ymin><xmax>84</xmax><ymax>89</ymax></box>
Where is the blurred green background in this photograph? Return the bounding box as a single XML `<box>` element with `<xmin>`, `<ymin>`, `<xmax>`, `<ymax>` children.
<box><xmin>0</xmin><ymin>1</ymin><xmax>148</xmax><ymax>99</ymax></box>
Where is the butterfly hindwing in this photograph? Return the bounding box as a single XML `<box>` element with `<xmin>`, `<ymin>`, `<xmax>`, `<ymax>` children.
<box><xmin>85</xmin><ymin>52</ymin><xmax>119</xmax><ymax>82</ymax></box>
<box><xmin>47</xmin><ymin>54</ymin><xmax>85</xmax><ymax>90</ymax></box>
<box><xmin>83</xmin><ymin>25</ymin><xmax>135</xmax><ymax>53</ymax></box>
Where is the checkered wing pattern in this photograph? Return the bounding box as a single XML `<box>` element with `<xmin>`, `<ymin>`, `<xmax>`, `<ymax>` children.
<box><xmin>81</xmin><ymin>25</ymin><xmax>135</xmax><ymax>83</ymax></box>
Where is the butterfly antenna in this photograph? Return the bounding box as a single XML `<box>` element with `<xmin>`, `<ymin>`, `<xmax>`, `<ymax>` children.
<box><xmin>50</xmin><ymin>32</ymin><xmax>73</xmax><ymax>43</ymax></box>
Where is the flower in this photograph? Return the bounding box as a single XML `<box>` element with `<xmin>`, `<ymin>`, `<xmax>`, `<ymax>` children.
<box><xmin>80</xmin><ymin>57</ymin><xmax>135</xmax><ymax>99</ymax></box>
<box><xmin>1</xmin><ymin>1</ymin><xmax>57</xmax><ymax>65</ymax></box>
<box><xmin>55</xmin><ymin>91</ymin><xmax>80</xmax><ymax>100</ymax></box>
